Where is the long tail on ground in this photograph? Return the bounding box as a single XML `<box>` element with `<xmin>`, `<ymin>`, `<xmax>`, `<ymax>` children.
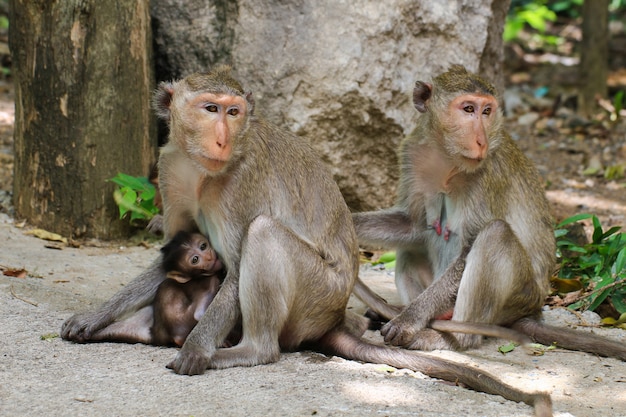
<box><xmin>512</xmin><ymin>317</ymin><xmax>626</xmax><ymax>361</ymax></box>
<box><xmin>319</xmin><ymin>328</ymin><xmax>553</xmax><ymax>417</ymax></box>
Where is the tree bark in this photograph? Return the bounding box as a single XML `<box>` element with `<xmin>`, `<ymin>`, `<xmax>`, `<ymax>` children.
<box><xmin>9</xmin><ymin>0</ymin><xmax>156</xmax><ymax>238</ymax></box>
<box><xmin>578</xmin><ymin>0</ymin><xmax>609</xmax><ymax>117</ymax></box>
<box><xmin>479</xmin><ymin>0</ymin><xmax>511</xmax><ymax>96</ymax></box>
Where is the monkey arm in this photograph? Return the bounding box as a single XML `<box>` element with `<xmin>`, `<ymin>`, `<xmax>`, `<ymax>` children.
<box><xmin>352</xmin><ymin>208</ymin><xmax>427</xmax><ymax>249</ymax></box>
<box><xmin>61</xmin><ymin>258</ymin><xmax>166</xmax><ymax>342</ymax></box>
<box><xmin>167</xmin><ymin>272</ymin><xmax>241</xmax><ymax>375</ymax></box>
<box><xmin>381</xmin><ymin>247</ymin><xmax>468</xmax><ymax>347</ymax></box>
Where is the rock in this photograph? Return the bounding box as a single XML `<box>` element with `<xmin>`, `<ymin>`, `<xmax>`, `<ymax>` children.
<box><xmin>151</xmin><ymin>0</ymin><xmax>509</xmax><ymax>210</ymax></box>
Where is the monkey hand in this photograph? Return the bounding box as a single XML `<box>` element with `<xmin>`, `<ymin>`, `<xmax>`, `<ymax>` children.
<box><xmin>167</xmin><ymin>344</ymin><xmax>212</xmax><ymax>375</ymax></box>
<box><xmin>380</xmin><ymin>308</ymin><xmax>430</xmax><ymax>347</ymax></box>
<box><xmin>146</xmin><ymin>214</ymin><xmax>164</xmax><ymax>234</ymax></box>
<box><xmin>61</xmin><ymin>311</ymin><xmax>113</xmax><ymax>343</ymax></box>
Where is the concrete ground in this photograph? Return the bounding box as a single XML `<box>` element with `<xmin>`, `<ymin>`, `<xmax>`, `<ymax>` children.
<box><xmin>1</xmin><ymin>212</ymin><xmax>625</xmax><ymax>417</ymax></box>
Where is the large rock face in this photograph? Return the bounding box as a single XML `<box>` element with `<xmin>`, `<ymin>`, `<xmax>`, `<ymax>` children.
<box><xmin>151</xmin><ymin>0</ymin><xmax>508</xmax><ymax>210</ymax></box>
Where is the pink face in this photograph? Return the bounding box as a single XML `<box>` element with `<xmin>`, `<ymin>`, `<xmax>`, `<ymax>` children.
<box><xmin>187</xmin><ymin>93</ymin><xmax>248</xmax><ymax>173</ymax></box>
<box><xmin>185</xmin><ymin>234</ymin><xmax>222</xmax><ymax>274</ymax></box>
<box><xmin>444</xmin><ymin>93</ymin><xmax>498</xmax><ymax>170</ymax></box>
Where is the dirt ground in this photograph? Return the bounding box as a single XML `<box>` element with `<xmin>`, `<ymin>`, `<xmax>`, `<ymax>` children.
<box><xmin>1</xmin><ymin>63</ymin><xmax>626</xmax><ymax>416</ymax></box>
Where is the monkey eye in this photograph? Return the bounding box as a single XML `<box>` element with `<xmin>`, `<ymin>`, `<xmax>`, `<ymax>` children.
<box><xmin>227</xmin><ymin>107</ymin><xmax>240</xmax><ymax>116</ymax></box>
<box><xmin>191</xmin><ymin>255</ymin><xmax>200</xmax><ymax>265</ymax></box>
<box><xmin>200</xmin><ymin>242</ymin><xmax>208</xmax><ymax>251</ymax></box>
<box><xmin>204</xmin><ymin>104</ymin><xmax>219</xmax><ymax>113</ymax></box>
<box><xmin>463</xmin><ymin>105</ymin><xmax>475</xmax><ymax>113</ymax></box>
<box><xmin>482</xmin><ymin>107</ymin><xmax>491</xmax><ymax>116</ymax></box>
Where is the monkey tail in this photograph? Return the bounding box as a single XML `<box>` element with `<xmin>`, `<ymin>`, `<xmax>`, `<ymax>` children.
<box><xmin>352</xmin><ymin>278</ymin><xmax>403</xmax><ymax>320</ymax></box>
<box><xmin>318</xmin><ymin>328</ymin><xmax>552</xmax><ymax>417</ymax></box>
<box><xmin>512</xmin><ymin>317</ymin><xmax>626</xmax><ymax>361</ymax></box>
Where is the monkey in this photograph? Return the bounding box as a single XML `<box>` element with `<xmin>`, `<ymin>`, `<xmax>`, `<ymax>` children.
<box><xmin>160</xmin><ymin>230</ymin><xmax>223</xmax><ymax>283</ymax></box>
<box><xmin>352</xmin><ymin>65</ymin><xmax>626</xmax><ymax>362</ymax></box>
<box><xmin>151</xmin><ymin>230</ymin><xmax>231</xmax><ymax>347</ymax></box>
<box><xmin>62</xmin><ymin>66</ymin><xmax>552</xmax><ymax>416</ymax></box>
<box><xmin>89</xmin><ymin>230</ymin><xmax>229</xmax><ymax>347</ymax></box>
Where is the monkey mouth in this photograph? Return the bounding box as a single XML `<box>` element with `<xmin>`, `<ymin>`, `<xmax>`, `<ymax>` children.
<box><xmin>461</xmin><ymin>155</ymin><xmax>484</xmax><ymax>167</ymax></box>
<box><xmin>211</xmin><ymin>258</ymin><xmax>223</xmax><ymax>271</ymax></box>
<box><xmin>198</xmin><ymin>155</ymin><xmax>228</xmax><ymax>172</ymax></box>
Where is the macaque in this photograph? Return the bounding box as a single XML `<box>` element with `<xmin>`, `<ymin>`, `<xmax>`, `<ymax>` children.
<box><xmin>62</xmin><ymin>66</ymin><xmax>551</xmax><ymax>415</ymax></box>
<box><xmin>151</xmin><ymin>231</ymin><xmax>231</xmax><ymax>347</ymax></box>
<box><xmin>353</xmin><ymin>65</ymin><xmax>626</xmax><ymax>362</ymax></box>
<box><xmin>90</xmin><ymin>230</ymin><xmax>227</xmax><ymax>347</ymax></box>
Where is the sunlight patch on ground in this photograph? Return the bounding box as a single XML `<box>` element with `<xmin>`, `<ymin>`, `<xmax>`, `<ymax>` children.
<box><xmin>341</xmin><ymin>379</ymin><xmax>423</xmax><ymax>407</ymax></box>
<box><xmin>547</xmin><ymin>189</ymin><xmax>626</xmax><ymax>221</ymax></box>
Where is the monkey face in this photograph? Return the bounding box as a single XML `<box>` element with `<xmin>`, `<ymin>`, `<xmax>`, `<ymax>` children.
<box><xmin>184</xmin><ymin>234</ymin><xmax>223</xmax><ymax>275</ymax></box>
<box><xmin>441</xmin><ymin>93</ymin><xmax>498</xmax><ymax>172</ymax></box>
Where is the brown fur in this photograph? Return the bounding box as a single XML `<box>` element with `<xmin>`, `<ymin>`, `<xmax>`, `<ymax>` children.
<box><xmin>353</xmin><ymin>65</ymin><xmax>626</xmax><ymax>363</ymax></box>
<box><xmin>62</xmin><ymin>66</ymin><xmax>551</xmax><ymax>415</ymax></box>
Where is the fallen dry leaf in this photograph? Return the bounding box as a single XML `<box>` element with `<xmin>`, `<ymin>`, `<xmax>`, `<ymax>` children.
<box><xmin>24</xmin><ymin>228</ymin><xmax>68</xmax><ymax>244</ymax></box>
<box><xmin>2</xmin><ymin>267</ymin><xmax>27</xmax><ymax>278</ymax></box>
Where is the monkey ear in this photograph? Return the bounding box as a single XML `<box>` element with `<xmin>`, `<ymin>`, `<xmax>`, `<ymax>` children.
<box><xmin>167</xmin><ymin>271</ymin><xmax>192</xmax><ymax>284</ymax></box>
<box><xmin>153</xmin><ymin>81</ymin><xmax>175</xmax><ymax>121</ymax></box>
<box><xmin>245</xmin><ymin>91</ymin><xmax>255</xmax><ymax>116</ymax></box>
<box><xmin>413</xmin><ymin>81</ymin><xmax>432</xmax><ymax>113</ymax></box>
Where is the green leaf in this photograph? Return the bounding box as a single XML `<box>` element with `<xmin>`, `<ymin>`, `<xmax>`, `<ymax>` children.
<box><xmin>498</xmin><ymin>342</ymin><xmax>516</xmax><ymax>354</ymax></box>
<box><xmin>614</xmin><ymin>90</ymin><xmax>624</xmax><ymax>114</ymax></box>
<box><xmin>556</xmin><ymin>213</ymin><xmax>593</xmax><ymax>228</ymax></box>
<box><xmin>612</xmin><ymin>292</ymin><xmax>626</xmax><ymax>315</ymax></box>
<box><xmin>615</xmin><ymin>247</ymin><xmax>626</xmax><ymax>274</ymax></box>
<box><xmin>109</xmin><ymin>172</ymin><xmax>159</xmax><ymax>223</ymax></box>
<box><xmin>600</xmin><ymin>226</ymin><xmax>623</xmax><ymax>241</ymax></box>
<box><xmin>378</xmin><ymin>251</ymin><xmax>396</xmax><ymax>264</ymax></box>
<box><xmin>109</xmin><ymin>173</ymin><xmax>147</xmax><ymax>190</ymax></box>
<box><xmin>592</xmin><ymin>216</ymin><xmax>603</xmax><ymax>243</ymax></box>
<box><xmin>554</xmin><ymin>229</ymin><xmax>569</xmax><ymax>238</ymax></box>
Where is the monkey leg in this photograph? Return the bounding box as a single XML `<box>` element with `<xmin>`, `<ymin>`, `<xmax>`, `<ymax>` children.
<box><xmin>410</xmin><ymin>220</ymin><xmax>542</xmax><ymax>350</ymax></box>
<box><xmin>395</xmin><ymin>247</ymin><xmax>433</xmax><ymax>305</ymax></box>
<box><xmin>90</xmin><ymin>306</ymin><xmax>155</xmax><ymax>344</ymax></box>
<box><xmin>62</xmin><ymin>258</ymin><xmax>167</xmax><ymax>342</ymax></box>
<box><xmin>206</xmin><ymin>215</ymin><xmax>346</xmax><ymax>369</ymax></box>
<box><xmin>352</xmin><ymin>278</ymin><xmax>403</xmax><ymax>321</ymax></box>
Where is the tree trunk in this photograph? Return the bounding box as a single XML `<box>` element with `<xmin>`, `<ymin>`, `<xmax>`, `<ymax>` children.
<box><xmin>479</xmin><ymin>0</ymin><xmax>511</xmax><ymax>96</ymax></box>
<box><xmin>578</xmin><ymin>0</ymin><xmax>609</xmax><ymax>117</ymax></box>
<box><xmin>9</xmin><ymin>0</ymin><xmax>156</xmax><ymax>239</ymax></box>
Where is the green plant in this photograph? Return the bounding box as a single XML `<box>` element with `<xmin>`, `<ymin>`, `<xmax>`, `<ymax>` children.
<box><xmin>610</xmin><ymin>90</ymin><xmax>625</xmax><ymax>122</ymax></box>
<box><xmin>372</xmin><ymin>251</ymin><xmax>396</xmax><ymax>270</ymax></box>
<box><xmin>504</xmin><ymin>1</ymin><xmax>558</xmax><ymax>42</ymax></box>
<box><xmin>109</xmin><ymin>172</ymin><xmax>159</xmax><ymax>226</ymax></box>
<box><xmin>555</xmin><ymin>214</ymin><xmax>626</xmax><ymax>314</ymax></box>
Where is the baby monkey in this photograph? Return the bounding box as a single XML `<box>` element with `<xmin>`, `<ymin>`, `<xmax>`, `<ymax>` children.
<box><xmin>153</xmin><ymin>231</ymin><xmax>226</xmax><ymax>347</ymax></box>
<box><xmin>91</xmin><ymin>231</ymin><xmax>234</xmax><ymax>347</ymax></box>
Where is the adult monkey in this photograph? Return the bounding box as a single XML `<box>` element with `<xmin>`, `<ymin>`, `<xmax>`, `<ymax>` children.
<box><xmin>62</xmin><ymin>66</ymin><xmax>551</xmax><ymax>415</ymax></box>
<box><xmin>353</xmin><ymin>65</ymin><xmax>626</xmax><ymax>361</ymax></box>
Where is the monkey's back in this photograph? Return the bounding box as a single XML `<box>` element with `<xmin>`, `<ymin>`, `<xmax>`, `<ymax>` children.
<box><xmin>485</xmin><ymin>133</ymin><xmax>554</xmax><ymax>295</ymax></box>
